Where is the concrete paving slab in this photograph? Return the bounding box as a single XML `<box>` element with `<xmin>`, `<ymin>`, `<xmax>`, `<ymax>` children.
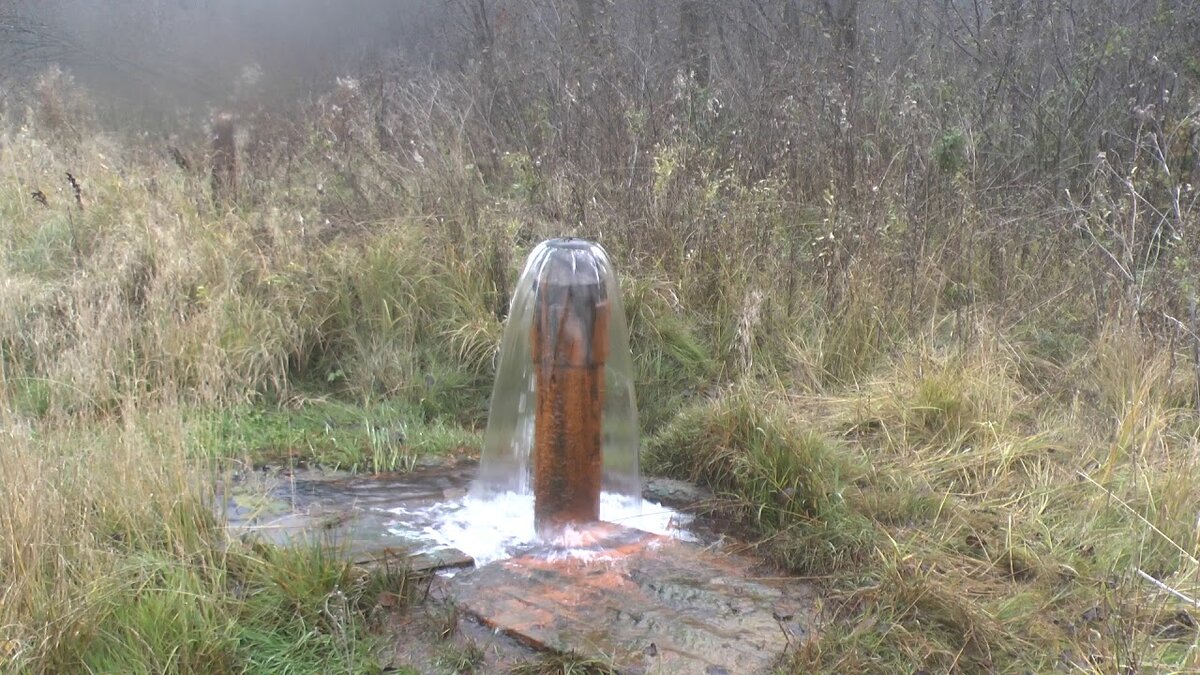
<box><xmin>452</xmin><ymin>523</ymin><xmax>817</xmax><ymax>674</ymax></box>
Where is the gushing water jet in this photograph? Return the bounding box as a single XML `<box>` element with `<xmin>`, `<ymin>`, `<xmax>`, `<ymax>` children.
<box><xmin>473</xmin><ymin>238</ymin><xmax>641</xmax><ymax>539</ymax></box>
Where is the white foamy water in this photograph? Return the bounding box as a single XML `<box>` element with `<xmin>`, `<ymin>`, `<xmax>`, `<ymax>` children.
<box><xmin>387</xmin><ymin>492</ymin><xmax>695</xmax><ymax>566</ymax></box>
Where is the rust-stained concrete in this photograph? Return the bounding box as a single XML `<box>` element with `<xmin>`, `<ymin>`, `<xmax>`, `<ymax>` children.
<box><xmin>453</xmin><ymin>522</ymin><xmax>818</xmax><ymax>674</ymax></box>
<box><xmin>223</xmin><ymin>464</ymin><xmax>819</xmax><ymax>671</ymax></box>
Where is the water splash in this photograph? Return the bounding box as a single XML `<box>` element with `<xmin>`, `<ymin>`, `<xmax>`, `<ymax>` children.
<box><xmin>389</xmin><ymin>492</ymin><xmax>695</xmax><ymax>566</ymax></box>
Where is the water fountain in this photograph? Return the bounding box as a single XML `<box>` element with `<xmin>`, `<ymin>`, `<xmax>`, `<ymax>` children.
<box><xmin>223</xmin><ymin>239</ymin><xmax>690</xmax><ymax>571</ymax></box>
<box><xmin>449</xmin><ymin>239</ymin><xmax>818</xmax><ymax>673</ymax></box>
<box><xmin>224</xmin><ymin>238</ymin><xmax>818</xmax><ymax>672</ymax></box>
<box><xmin>474</xmin><ymin>238</ymin><xmax>640</xmax><ymax>537</ymax></box>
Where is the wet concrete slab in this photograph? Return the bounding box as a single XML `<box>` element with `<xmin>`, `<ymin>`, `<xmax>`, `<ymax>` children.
<box><xmin>222</xmin><ymin>464</ymin><xmax>476</xmax><ymax>573</ymax></box>
<box><xmin>452</xmin><ymin>523</ymin><xmax>817</xmax><ymax>674</ymax></box>
<box><xmin>222</xmin><ymin>466</ymin><xmax>819</xmax><ymax>670</ymax></box>
<box><xmin>221</xmin><ymin>464</ymin><xmax>711</xmax><ymax>574</ymax></box>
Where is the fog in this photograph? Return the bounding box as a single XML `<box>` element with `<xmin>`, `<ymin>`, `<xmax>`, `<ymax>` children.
<box><xmin>2</xmin><ymin>0</ymin><xmax>446</xmax><ymax>109</ymax></box>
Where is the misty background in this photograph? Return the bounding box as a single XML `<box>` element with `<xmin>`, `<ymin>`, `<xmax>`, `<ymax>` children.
<box><xmin>1</xmin><ymin>0</ymin><xmax>441</xmax><ymax>112</ymax></box>
<box><xmin>2</xmin><ymin>0</ymin><xmax>1198</xmax><ymax>236</ymax></box>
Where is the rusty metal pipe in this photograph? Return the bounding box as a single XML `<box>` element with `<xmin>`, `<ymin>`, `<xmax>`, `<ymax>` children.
<box><xmin>532</xmin><ymin>245</ymin><xmax>609</xmax><ymax>536</ymax></box>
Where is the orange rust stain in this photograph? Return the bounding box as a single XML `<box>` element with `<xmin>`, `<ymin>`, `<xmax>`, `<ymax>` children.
<box><xmin>531</xmin><ymin>254</ymin><xmax>610</xmax><ymax>535</ymax></box>
<box><xmin>454</xmin><ymin>523</ymin><xmax>812</xmax><ymax>674</ymax></box>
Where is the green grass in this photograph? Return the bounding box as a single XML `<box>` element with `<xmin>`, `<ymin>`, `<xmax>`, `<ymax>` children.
<box><xmin>0</xmin><ymin>410</ymin><xmax>419</xmax><ymax>674</ymax></box>
<box><xmin>432</xmin><ymin>641</ymin><xmax>486</xmax><ymax>674</ymax></box>
<box><xmin>184</xmin><ymin>398</ymin><xmax>481</xmax><ymax>472</ymax></box>
<box><xmin>508</xmin><ymin>653</ymin><xmax>618</xmax><ymax>675</ymax></box>
<box><xmin>646</xmin><ymin>384</ymin><xmax>869</xmax><ymax>536</ymax></box>
<box><xmin>77</xmin><ymin>543</ymin><xmax>386</xmax><ymax>674</ymax></box>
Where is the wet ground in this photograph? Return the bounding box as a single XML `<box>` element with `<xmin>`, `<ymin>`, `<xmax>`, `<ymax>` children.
<box><xmin>221</xmin><ymin>463</ymin><xmax>818</xmax><ymax>673</ymax></box>
<box><xmin>222</xmin><ymin>462</ymin><xmax>715</xmax><ymax>569</ymax></box>
<box><xmin>454</xmin><ymin>523</ymin><xmax>818</xmax><ymax>674</ymax></box>
<box><xmin>221</xmin><ymin>461</ymin><xmax>478</xmax><ymax>571</ymax></box>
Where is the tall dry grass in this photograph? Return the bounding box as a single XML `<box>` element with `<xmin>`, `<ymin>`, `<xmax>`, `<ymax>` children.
<box><xmin>0</xmin><ymin>67</ymin><xmax>1197</xmax><ymax>672</ymax></box>
<box><xmin>648</xmin><ymin>323</ymin><xmax>1200</xmax><ymax>671</ymax></box>
<box><xmin>0</xmin><ymin>401</ymin><xmax>401</xmax><ymax>672</ymax></box>
<box><xmin>0</xmin><ymin>82</ymin><xmax>450</xmax><ymax>673</ymax></box>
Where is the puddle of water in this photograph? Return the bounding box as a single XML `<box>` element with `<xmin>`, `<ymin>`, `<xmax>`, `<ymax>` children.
<box><xmin>387</xmin><ymin>491</ymin><xmax>696</xmax><ymax>566</ymax></box>
<box><xmin>223</xmin><ymin>464</ymin><xmax>700</xmax><ymax>570</ymax></box>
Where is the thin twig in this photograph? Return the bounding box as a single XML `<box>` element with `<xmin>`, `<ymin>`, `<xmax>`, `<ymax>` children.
<box><xmin>1191</xmin><ymin>294</ymin><xmax>1200</xmax><ymax>419</ymax></box>
<box><xmin>1136</xmin><ymin>568</ymin><xmax>1200</xmax><ymax>608</ymax></box>
<box><xmin>1077</xmin><ymin>471</ymin><xmax>1200</xmax><ymax>567</ymax></box>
